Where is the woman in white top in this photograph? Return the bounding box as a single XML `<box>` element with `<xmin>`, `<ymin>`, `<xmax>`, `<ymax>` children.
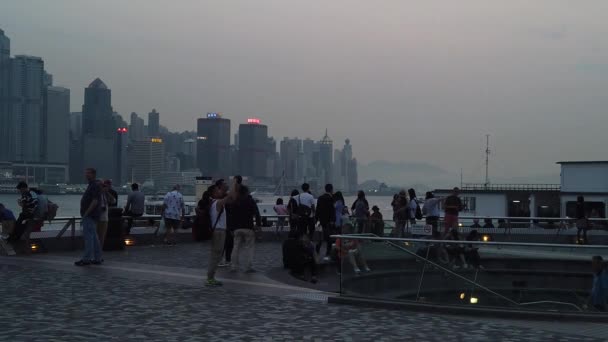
<box><xmin>423</xmin><ymin>192</ymin><xmax>442</xmax><ymax>234</ymax></box>
<box><xmin>97</xmin><ymin>180</ymin><xmax>116</xmax><ymax>249</ymax></box>
<box><xmin>206</xmin><ymin>179</ymin><xmax>237</xmax><ymax>287</ymax></box>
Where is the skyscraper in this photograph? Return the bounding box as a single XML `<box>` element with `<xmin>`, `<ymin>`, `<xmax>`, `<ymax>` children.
<box><xmin>44</xmin><ymin>86</ymin><xmax>70</xmax><ymax>164</ymax></box>
<box><xmin>238</xmin><ymin>118</ymin><xmax>268</xmax><ymax>179</ymax></box>
<box><xmin>148</xmin><ymin>109</ymin><xmax>160</xmax><ymax>137</ymax></box>
<box><xmin>81</xmin><ymin>78</ymin><xmax>116</xmax><ymax>179</ymax></box>
<box><xmin>129</xmin><ymin>112</ymin><xmax>145</xmax><ymax>141</ymax></box>
<box><xmin>128</xmin><ymin>138</ymin><xmax>165</xmax><ymax>183</ymax></box>
<box><xmin>10</xmin><ymin>55</ymin><xmax>45</xmax><ymax>162</ymax></box>
<box><xmin>197</xmin><ymin>113</ymin><xmax>231</xmax><ymax>178</ymax></box>
<box><xmin>0</xmin><ymin>30</ymin><xmax>10</xmax><ymax>162</ymax></box>
<box><xmin>319</xmin><ymin>129</ymin><xmax>333</xmax><ymax>186</ymax></box>
<box><xmin>280</xmin><ymin>137</ymin><xmax>301</xmax><ymax>183</ymax></box>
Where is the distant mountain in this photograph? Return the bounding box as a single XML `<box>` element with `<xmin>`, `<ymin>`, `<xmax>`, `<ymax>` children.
<box><xmin>358</xmin><ymin>161</ymin><xmax>453</xmax><ymax>189</ymax></box>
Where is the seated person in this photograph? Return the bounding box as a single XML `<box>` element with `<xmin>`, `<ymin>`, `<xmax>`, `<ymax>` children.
<box><xmin>335</xmin><ymin>223</ymin><xmax>371</xmax><ymax>275</ymax></box>
<box><xmin>282</xmin><ymin>230</ymin><xmax>318</xmax><ymax>283</ymax></box>
<box><xmin>470</xmin><ymin>219</ymin><xmax>481</xmax><ymax>229</ymax></box>
<box><xmin>445</xmin><ymin>229</ymin><xmax>468</xmax><ymax>269</ymax></box>
<box><xmin>0</xmin><ymin>203</ymin><xmax>16</xmax><ymax>240</ymax></box>
<box><xmin>370</xmin><ymin>206</ymin><xmax>384</xmax><ymax>237</ymax></box>
<box><xmin>465</xmin><ymin>230</ymin><xmax>483</xmax><ymax>269</ymax></box>
<box><xmin>483</xmin><ymin>218</ymin><xmax>495</xmax><ymax>229</ymax></box>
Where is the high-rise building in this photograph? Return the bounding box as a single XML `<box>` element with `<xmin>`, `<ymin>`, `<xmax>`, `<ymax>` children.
<box><xmin>81</xmin><ymin>78</ymin><xmax>116</xmax><ymax>179</ymax></box>
<box><xmin>128</xmin><ymin>138</ymin><xmax>165</xmax><ymax>184</ymax></box>
<box><xmin>129</xmin><ymin>112</ymin><xmax>145</xmax><ymax>141</ymax></box>
<box><xmin>44</xmin><ymin>86</ymin><xmax>70</xmax><ymax>164</ymax></box>
<box><xmin>10</xmin><ymin>55</ymin><xmax>45</xmax><ymax>162</ymax></box>
<box><xmin>319</xmin><ymin>129</ymin><xmax>333</xmax><ymax>186</ymax></box>
<box><xmin>115</xmin><ymin>127</ymin><xmax>128</xmax><ymax>184</ymax></box>
<box><xmin>197</xmin><ymin>113</ymin><xmax>231</xmax><ymax>178</ymax></box>
<box><xmin>348</xmin><ymin>158</ymin><xmax>358</xmax><ymax>192</ymax></box>
<box><xmin>238</xmin><ymin>118</ymin><xmax>268</xmax><ymax>179</ymax></box>
<box><xmin>148</xmin><ymin>109</ymin><xmax>160</xmax><ymax>137</ymax></box>
<box><xmin>302</xmin><ymin>138</ymin><xmax>318</xmax><ymax>179</ymax></box>
<box><xmin>70</xmin><ymin>112</ymin><xmax>82</xmax><ymax>139</ymax></box>
<box><xmin>0</xmin><ymin>29</ymin><xmax>11</xmax><ymax>162</ymax></box>
<box><xmin>333</xmin><ymin>149</ymin><xmax>344</xmax><ymax>190</ymax></box>
<box><xmin>280</xmin><ymin>137</ymin><xmax>301</xmax><ymax>183</ymax></box>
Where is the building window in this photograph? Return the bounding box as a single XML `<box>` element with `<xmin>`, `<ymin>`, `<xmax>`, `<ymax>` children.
<box><xmin>462</xmin><ymin>197</ymin><xmax>476</xmax><ymax>211</ymax></box>
<box><xmin>566</xmin><ymin>201</ymin><xmax>606</xmax><ymax>218</ymax></box>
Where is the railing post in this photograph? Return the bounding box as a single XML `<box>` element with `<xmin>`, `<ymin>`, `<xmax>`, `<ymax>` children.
<box><xmin>71</xmin><ymin>217</ymin><xmax>76</xmax><ymax>250</ymax></box>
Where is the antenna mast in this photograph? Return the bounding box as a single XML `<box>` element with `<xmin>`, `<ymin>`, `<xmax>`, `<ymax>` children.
<box><xmin>484</xmin><ymin>134</ymin><xmax>491</xmax><ymax>188</ymax></box>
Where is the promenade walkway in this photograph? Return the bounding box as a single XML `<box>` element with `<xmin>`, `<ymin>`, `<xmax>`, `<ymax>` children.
<box><xmin>2</xmin><ymin>241</ymin><xmax>607</xmax><ymax>341</ymax></box>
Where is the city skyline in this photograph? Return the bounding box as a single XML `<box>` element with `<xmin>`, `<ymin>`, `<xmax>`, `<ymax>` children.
<box><xmin>3</xmin><ymin>1</ymin><xmax>608</xmax><ymax>185</ymax></box>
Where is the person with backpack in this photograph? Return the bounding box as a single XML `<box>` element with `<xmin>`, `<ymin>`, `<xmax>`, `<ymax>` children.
<box><xmin>351</xmin><ymin>191</ymin><xmax>369</xmax><ymax>234</ymax></box>
<box><xmin>10</xmin><ymin>182</ymin><xmax>40</xmax><ymax>251</ymax></box>
<box><xmin>292</xmin><ymin>183</ymin><xmax>315</xmax><ymax>239</ymax></box>
<box><xmin>206</xmin><ymin>179</ymin><xmax>238</xmax><ymax>287</ymax></box>
<box><xmin>315</xmin><ymin>184</ymin><xmax>336</xmax><ymax>261</ymax></box>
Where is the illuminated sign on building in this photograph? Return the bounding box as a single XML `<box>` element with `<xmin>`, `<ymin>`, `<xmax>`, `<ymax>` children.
<box><xmin>207</xmin><ymin>112</ymin><xmax>222</xmax><ymax>119</ymax></box>
<box><xmin>151</xmin><ymin>138</ymin><xmax>163</xmax><ymax>143</ymax></box>
<box><xmin>197</xmin><ymin>136</ymin><xmax>208</xmax><ymax>140</ymax></box>
<box><xmin>116</xmin><ymin>127</ymin><xmax>128</xmax><ymax>133</ymax></box>
<box><xmin>247</xmin><ymin>118</ymin><xmax>261</xmax><ymax>124</ymax></box>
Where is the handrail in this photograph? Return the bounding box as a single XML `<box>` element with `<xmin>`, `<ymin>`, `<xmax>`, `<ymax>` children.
<box><xmin>331</xmin><ymin>234</ymin><xmax>608</xmax><ymax>249</ymax></box>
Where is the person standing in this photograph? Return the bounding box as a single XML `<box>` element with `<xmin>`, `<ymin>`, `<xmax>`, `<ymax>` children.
<box><xmin>97</xmin><ymin>180</ymin><xmax>117</xmax><ymax>249</ymax></box>
<box><xmin>206</xmin><ymin>180</ymin><xmax>238</xmax><ymax>287</ymax></box>
<box><xmin>407</xmin><ymin>188</ymin><xmax>419</xmax><ymax>226</ymax></box>
<box><xmin>315</xmin><ymin>184</ymin><xmax>336</xmax><ymax>260</ymax></box>
<box><xmin>370</xmin><ymin>206</ymin><xmax>384</xmax><ymax>236</ymax></box>
<box><xmin>334</xmin><ymin>191</ymin><xmax>347</xmax><ymax>231</ymax></box>
<box><xmin>591</xmin><ymin>256</ymin><xmax>608</xmax><ymax>312</ymax></box>
<box><xmin>287</xmin><ymin>189</ymin><xmax>300</xmax><ymax>232</ymax></box>
<box><xmin>161</xmin><ymin>185</ymin><xmax>185</xmax><ymax>245</ymax></box>
<box><xmin>105</xmin><ymin>180</ymin><xmax>118</xmax><ymax>208</ymax></box>
<box><xmin>273</xmin><ymin>198</ymin><xmax>288</xmax><ymax>235</ymax></box>
<box><xmin>443</xmin><ymin>187</ymin><xmax>463</xmax><ymax>236</ymax></box>
<box><xmin>124</xmin><ymin>183</ymin><xmax>145</xmax><ymax>235</ymax></box>
<box><xmin>352</xmin><ymin>191</ymin><xmax>370</xmax><ymax>234</ymax></box>
<box><xmin>391</xmin><ymin>191</ymin><xmax>408</xmax><ymax>237</ymax></box>
<box><xmin>423</xmin><ymin>192</ymin><xmax>441</xmax><ymax>234</ymax></box>
<box><xmin>292</xmin><ymin>183</ymin><xmax>315</xmax><ymax>238</ymax></box>
<box><xmin>576</xmin><ymin>196</ymin><xmax>588</xmax><ymax>244</ymax></box>
<box><xmin>230</xmin><ymin>185</ymin><xmax>261</xmax><ymax>273</ymax></box>
<box><xmin>75</xmin><ymin>168</ymin><xmax>103</xmax><ymax>266</ymax></box>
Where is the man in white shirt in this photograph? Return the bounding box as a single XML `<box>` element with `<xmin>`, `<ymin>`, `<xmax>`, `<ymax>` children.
<box><xmin>292</xmin><ymin>183</ymin><xmax>316</xmax><ymax>238</ymax></box>
<box><xmin>161</xmin><ymin>185</ymin><xmax>185</xmax><ymax>245</ymax></box>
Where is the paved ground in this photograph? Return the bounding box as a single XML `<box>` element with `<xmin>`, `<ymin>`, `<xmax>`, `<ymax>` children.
<box><xmin>1</xmin><ymin>241</ymin><xmax>608</xmax><ymax>341</ymax></box>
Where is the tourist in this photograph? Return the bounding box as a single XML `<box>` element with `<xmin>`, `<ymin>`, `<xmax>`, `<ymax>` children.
<box><xmin>124</xmin><ymin>183</ymin><xmax>144</xmax><ymax>235</ymax></box>
<box><xmin>445</xmin><ymin>229</ymin><xmax>468</xmax><ymax>270</ymax></box>
<box><xmin>370</xmin><ymin>206</ymin><xmax>384</xmax><ymax>237</ymax></box>
<box><xmin>334</xmin><ymin>191</ymin><xmax>348</xmax><ymax>231</ymax></box>
<box><xmin>443</xmin><ymin>187</ymin><xmax>463</xmax><ymax>236</ymax></box>
<box><xmin>75</xmin><ymin>168</ymin><xmax>103</xmax><ymax>266</ymax></box>
<box><xmin>206</xmin><ymin>180</ymin><xmax>238</xmax><ymax>287</ymax></box>
<box><xmin>0</xmin><ymin>203</ymin><xmax>16</xmax><ymax>240</ymax></box>
<box><xmin>287</xmin><ymin>189</ymin><xmax>300</xmax><ymax>232</ymax></box>
<box><xmin>161</xmin><ymin>185</ymin><xmax>185</xmax><ymax>245</ymax></box>
<box><xmin>591</xmin><ymin>256</ymin><xmax>608</xmax><ymax>311</ymax></box>
<box><xmin>97</xmin><ymin>180</ymin><xmax>117</xmax><ymax>249</ymax></box>
<box><xmin>576</xmin><ymin>196</ymin><xmax>588</xmax><ymax>244</ymax></box>
<box><xmin>10</xmin><ymin>182</ymin><xmax>40</xmax><ymax>252</ymax></box>
<box><xmin>282</xmin><ymin>230</ymin><xmax>318</xmax><ymax>283</ymax></box>
<box><xmin>315</xmin><ymin>184</ymin><xmax>336</xmax><ymax>260</ymax></box>
<box><xmin>215</xmin><ymin>179</ymin><xmax>234</xmax><ymax>266</ymax></box>
<box><xmin>336</xmin><ymin>223</ymin><xmax>371</xmax><ymax>275</ymax></box>
<box><xmin>483</xmin><ymin>218</ymin><xmax>495</xmax><ymax>229</ymax></box>
<box><xmin>470</xmin><ymin>218</ymin><xmax>482</xmax><ymax>229</ymax></box>
<box><xmin>423</xmin><ymin>192</ymin><xmax>441</xmax><ymax>234</ymax></box>
<box><xmin>273</xmin><ymin>198</ymin><xmax>288</xmax><ymax>235</ymax></box>
<box><xmin>465</xmin><ymin>230</ymin><xmax>482</xmax><ymax>269</ymax></box>
<box><xmin>352</xmin><ymin>190</ymin><xmax>369</xmax><ymax>234</ymax></box>
<box><xmin>105</xmin><ymin>180</ymin><xmax>118</xmax><ymax>208</ymax></box>
<box><xmin>292</xmin><ymin>183</ymin><xmax>315</xmax><ymax>238</ymax></box>
<box><xmin>407</xmin><ymin>188</ymin><xmax>419</xmax><ymax>225</ymax></box>
<box><xmin>391</xmin><ymin>191</ymin><xmax>408</xmax><ymax>237</ymax></box>
<box><xmin>230</xmin><ymin>185</ymin><xmax>262</xmax><ymax>273</ymax></box>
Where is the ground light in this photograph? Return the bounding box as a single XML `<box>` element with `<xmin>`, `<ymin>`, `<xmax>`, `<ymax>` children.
<box><xmin>30</xmin><ymin>243</ymin><xmax>40</xmax><ymax>252</ymax></box>
<box><xmin>459</xmin><ymin>292</ymin><xmax>466</xmax><ymax>300</ymax></box>
<box><xmin>482</xmin><ymin>235</ymin><xmax>490</xmax><ymax>242</ymax></box>
<box><xmin>124</xmin><ymin>238</ymin><xmax>135</xmax><ymax>246</ymax></box>
<box><xmin>470</xmin><ymin>297</ymin><xmax>478</xmax><ymax>304</ymax></box>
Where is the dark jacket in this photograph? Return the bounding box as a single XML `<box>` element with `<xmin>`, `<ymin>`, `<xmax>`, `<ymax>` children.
<box><xmin>226</xmin><ymin>195</ymin><xmax>261</xmax><ymax>231</ymax></box>
<box><xmin>316</xmin><ymin>193</ymin><xmax>335</xmax><ymax>224</ymax></box>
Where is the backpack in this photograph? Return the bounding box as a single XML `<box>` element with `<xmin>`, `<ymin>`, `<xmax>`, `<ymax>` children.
<box><xmin>33</xmin><ymin>191</ymin><xmax>47</xmax><ymax>220</ymax></box>
<box><xmin>46</xmin><ymin>201</ymin><xmax>59</xmax><ymax>221</ymax></box>
<box><xmin>415</xmin><ymin>202</ymin><xmax>423</xmax><ymax>220</ymax></box>
<box><xmin>196</xmin><ymin>202</ymin><xmax>224</xmax><ymax>241</ymax></box>
<box><xmin>296</xmin><ymin>195</ymin><xmax>312</xmax><ymax>218</ymax></box>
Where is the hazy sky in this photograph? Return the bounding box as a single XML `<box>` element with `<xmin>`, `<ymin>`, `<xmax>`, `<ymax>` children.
<box><xmin>2</xmin><ymin>0</ymin><xmax>608</xmax><ymax>184</ymax></box>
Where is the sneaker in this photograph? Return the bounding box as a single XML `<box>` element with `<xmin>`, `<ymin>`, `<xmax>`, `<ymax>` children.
<box><xmin>74</xmin><ymin>260</ymin><xmax>91</xmax><ymax>266</ymax></box>
<box><xmin>245</xmin><ymin>268</ymin><xmax>257</xmax><ymax>274</ymax></box>
<box><xmin>91</xmin><ymin>260</ymin><xmax>104</xmax><ymax>265</ymax></box>
<box><xmin>354</xmin><ymin>268</ymin><xmax>362</xmax><ymax>276</ymax></box>
<box><xmin>218</xmin><ymin>261</ymin><xmax>230</xmax><ymax>268</ymax></box>
<box><xmin>364</xmin><ymin>267</ymin><xmax>371</xmax><ymax>272</ymax></box>
<box><xmin>0</xmin><ymin>233</ymin><xmax>8</xmax><ymax>240</ymax></box>
<box><xmin>205</xmin><ymin>278</ymin><xmax>223</xmax><ymax>287</ymax></box>
<box><xmin>323</xmin><ymin>256</ymin><xmax>331</xmax><ymax>262</ymax></box>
